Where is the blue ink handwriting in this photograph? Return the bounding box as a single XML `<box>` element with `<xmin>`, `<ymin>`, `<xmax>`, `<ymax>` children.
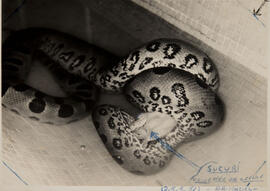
<box><xmin>150</xmin><ymin>131</ymin><xmax>199</xmax><ymax>170</ymax></box>
<box><xmin>190</xmin><ymin>160</ymin><xmax>265</xmax><ymax>186</ymax></box>
<box><xmin>207</xmin><ymin>162</ymin><xmax>240</xmax><ymax>174</ymax></box>
<box><xmin>246</xmin><ymin>160</ymin><xmax>266</xmax><ymax>186</ymax></box>
<box><xmin>214</xmin><ymin>186</ymin><xmax>258</xmax><ymax>191</ymax></box>
<box><xmin>150</xmin><ymin>131</ymin><xmax>265</xmax><ymax>186</ymax></box>
<box><xmin>161</xmin><ymin>185</ymin><xmax>200</xmax><ymax>191</ymax></box>
<box><xmin>253</xmin><ymin>0</ymin><xmax>270</xmax><ymax>17</ymax></box>
<box><xmin>2</xmin><ymin>161</ymin><xmax>28</xmax><ymax>185</ymax></box>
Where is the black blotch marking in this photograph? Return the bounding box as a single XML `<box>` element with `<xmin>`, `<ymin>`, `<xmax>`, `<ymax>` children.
<box><xmin>110</xmin><ymin>66</ymin><xmax>119</xmax><ymax>76</ymax></box>
<box><xmin>129</xmin><ymin>51</ymin><xmax>140</xmax><ymax>64</ymax></box>
<box><xmin>186</xmin><ymin>118</ymin><xmax>192</xmax><ymax>123</ymax></box>
<box><xmin>197</xmin><ymin>121</ymin><xmax>213</xmax><ymax>128</ymax></box>
<box><xmin>104</xmin><ymin>74</ymin><xmax>111</xmax><ymax>82</ymax></box>
<box><xmin>142</xmin><ymin>104</ymin><xmax>149</xmax><ymax>112</ymax></box>
<box><xmin>151</xmin><ymin>103</ymin><xmax>159</xmax><ymax>112</ymax></box>
<box><xmin>58</xmin><ymin>104</ymin><xmax>74</xmax><ymax>118</ymax></box>
<box><xmin>119</xmin><ymin>72</ymin><xmax>130</xmax><ymax>80</ymax></box>
<box><xmin>146</xmin><ymin>140</ymin><xmax>157</xmax><ymax>148</ymax></box>
<box><xmin>190</xmin><ymin>111</ymin><xmax>205</xmax><ymax>121</ymax></box>
<box><xmin>112</xmin><ymin>113</ymin><xmax>118</xmax><ymax>118</ymax></box>
<box><xmin>69</xmin><ymin>55</ymin><xmax>85</xmax><ymax>71</ymax></box>
<box><xmin>195</xmin><ymin>76</ymin><xmax>208</xmax><ymax>89</ymax></box>
<box><xmin>178</xmin><ymin>113</ymin><xmax>188</xmax><ymax>121</ymax></box>
<box><xmin>171</xmin><ymin>83</ymin><xmax>189</xmax><ymax>107</ymax></box>
<box><xmin>168</xmin><ymin>63</ymin><xmax>176</xmax><ymax>68</ymax></box>
<box><xmin>84</xmin><ymin>57</ymin><xmax>96</xmax><ymax>73</ymax></box>
<box><xmin>29</xmin><ymin>98</ymin><xmax>46</xmax><ymax>113</ymax></box>
<box><xmin>146</xmin><ymin>41</ymin><xmax>160</xmax><ymax>52</ymax></box>
<box><xmin>203</xmin><ymin>57</ymin><xmax>213</xmax><ymax>74</ymax></box>
<box><xmin>128</xmin><ymin>63</ymin><xmax>136</xmax><ymax>71</ymax></box>
<box><xmin>120</xmin><ymin>59</ymin><xmax>127</xmax><ymax>71</ymax></box>
<box><xmin>52</xmin><ymin>43</ymin><xmax>64</xmax><ymax>56</ymax></box>
<box><xmin>113</xmin><ymin>155</ymin><xmax>124</xmax><ymax>165</ymax></box>
<box><xmin>161</xmin><ymin>96</ymin><xmax>171</xmax><ymax>105</ymax></box>
<box><xmin>153</xmin><ymin>159</ymin><xmax>158</xmax><ymax>165</ymax></box>
<box><xmin>59</xmin><ymin>51</ymin><xmax>74</xmax><ymax>62</ymax></box>
<box><xmin>133</xmin><ymin>150</ymin><xmax>141</xmax><ymax>159</ymax></box>
<box><xmin>152</xmin><ymin>67</ymin><xmax>171</xmax><ymax>74</ymax></box>
<box><xmin>121</xmin><ymin>112</ymin><xmax>130</xmax><ymax>124</ymax></box>
<box><xmin>210</xmin><ymin>75</ymin><xmax>219</xmax><ymax>88</ymax></box>
<box><xmin>117</xmin><ymin>128</ymin><xmax>125</xmax><ymax>136</ymax></box>
<box><xmin>163</xmin><ymin>43</ymin><xmax>181</xmax><ymax>59</ymax></box>
<box><xmin>99</xmin><ymin>108</ymin><xmax>108</xmax><ymax>116</ymax></box>
<box><xmin>183</xmin><ymin>54</ymin><xmax>198</xmax><ymax>68</ymax></box>
<box><xmin>29</xmin><ymin>116</ymin><xmax>40</xmax><ymax>121</ymax></box>
<box><xmin>149</xmin><ymin>87</ymin><xmax>161</xmax><ymax>101</ymax></box>
<box><xmin>100</xmin><ymin>134</ymin><xmax>107</xmax><ymax>144</ymax></box>
<box><xmin>2</xmin><ymin>104</ymin><xmax>7</xmax><ymax>108</ymax></box>
<box><xmin>124</xmin><ymin>137</ymin><xmax>129</xmax><ymax>147</ymax></box>
<box><xmin>143</xmin><ymin>157</ymin><xmax>151</xmax><ymax>165</ymax></box>
<box><xmin>158</xmin><ymin>107</ymin><xmax>163</xmax><ymax>113</ymax></box>
<box><xmin>138</xmin><ymin>57</ymin><xmax>153</xmax><ymax>70</ymax></box>
<box><xmin>108</xmin><ymin>117</ymin><xmax>116</xmax><ymax>129</ymax></box>
<box><xmin>3</xmin><ymin>58</ymin><xmax>23</xmax><ymax>65</ymax></box>
<box><xmin>113</xmin><ymin>138</ymin><xmax>122</xmax><ymax>150</ymax></box>
<box><xmin>174</xmin><ymin>108</ymin><xmax>185</xmax><ymax>114</ymax></box>
<box><xmin>159</xmin><ymin>160</ymin><xmax>165</xmax><ymax>168</ymax></box>
<box><xmin>132</xmin><ymin>90</ymin><xmax>145</xmax><ymax>103</ymax></box>
<box><xmin>139</xmin><ymin>139</ymin><xmax>144</xmax><ymax>144</ymax></box>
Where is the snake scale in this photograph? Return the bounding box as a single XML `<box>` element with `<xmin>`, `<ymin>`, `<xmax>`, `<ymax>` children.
<box><xmin>2</xmin><ymin>28</ymin><xmax>116</xmax><ymax>125</ymax></box>
<box><xmin>2</xmin><ymin>28</ymin><xmax>224</xmax><ymax>175</ymax></box>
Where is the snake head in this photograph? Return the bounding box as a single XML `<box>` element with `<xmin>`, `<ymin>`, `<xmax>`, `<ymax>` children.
<box><xmin>130</xmin><ymin>112</ymin><xmax>177</xmax><ymax>147</ymax></box>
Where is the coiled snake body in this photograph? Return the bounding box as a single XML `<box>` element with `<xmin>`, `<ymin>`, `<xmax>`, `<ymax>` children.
<box><xmin>2</xmin><ymin>29</ymin><xmax>224</xmax><ymax>175</ymax></box>
<box><xmin>2</xmin><ymin>28</ymin><xmax>116</xmax><ymax>125</ymax></box>
<box><xmin>92</xmin><ymin>39</ymin><xmax>223</xmax><ymax>174</ymax></box>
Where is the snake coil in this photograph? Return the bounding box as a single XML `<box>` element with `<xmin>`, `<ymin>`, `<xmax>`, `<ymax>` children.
<box><xmin>2</xmin><ymin>29</ymin><xmax>224</xmax><ymax>175</ymax></box>
<box><xmin>92</xmin><ymin>39</ymin><xmax>224</xmax><ymax>175</ymax></box>
<box><xmin>2</xmin><ymin>28</ymin><xmax>116</xmax><ymax>125</ymax></box>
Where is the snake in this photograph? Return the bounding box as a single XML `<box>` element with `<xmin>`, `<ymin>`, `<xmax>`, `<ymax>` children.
<box><xmin>2</xmin><ymin>28</ymin><xmax>224</xmax><ymax>175</ymax></box>
<box><xmin>92</xmin><ymin>39</ymin><xmax>224</xmax><ymax>175</ymax></box>
<box><xmin>2</xmin><ymin>28</ymin><xmax>116</xmax><ymax>125</ymax></box>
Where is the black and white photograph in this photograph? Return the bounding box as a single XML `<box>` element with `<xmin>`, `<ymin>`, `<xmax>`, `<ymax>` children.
<box><xmin>1</xmin><ymin>0</ymin><xmax>268</xmax><ymax>190</ymax></box>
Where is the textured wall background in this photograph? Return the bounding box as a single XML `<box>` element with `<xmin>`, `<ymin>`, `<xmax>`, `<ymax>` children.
<box><xmin>132</xmin><ymin>0</ymin><xmax>269</xmax><ymax>78</ymax></box>
<box><xmin>1</xmin><ymin>0</ymin><xmax>268</xmax><ymax>189</ymax></box>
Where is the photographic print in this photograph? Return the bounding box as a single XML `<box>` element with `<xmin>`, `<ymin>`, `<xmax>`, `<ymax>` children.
<box><xmin>1</xmin><ymin>0</ymin><xmax>268</xmax><ymax>190</ymax></box>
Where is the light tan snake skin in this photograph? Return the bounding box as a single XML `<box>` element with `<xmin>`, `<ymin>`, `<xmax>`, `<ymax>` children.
<box><xmin>2</xmin><ymin>29</ymin><xmax>224</xmax><ymax>174</ymax></box>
